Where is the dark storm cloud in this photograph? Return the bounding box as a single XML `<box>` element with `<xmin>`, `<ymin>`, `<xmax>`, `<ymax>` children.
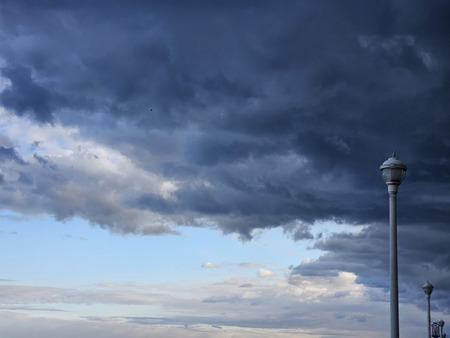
<box><xmin>0</xmin><ymin>65</ymin><xmax>56</xmax><ymax>121</ymax></box>
<box><xmin>292</xmin><ymin>220</ymin><xmax>450</xmax><ymax>311</ymax></box>
<box><xmin>1</xmin><ymin>0</ymin><xmax>450</xmax><ymax>308</ymax></box>
<box><xmin>283</xmin><ymin>223</ymin><xmax>314</xmax><ymax>241</ymax></box>
<box><xmin>293</xmin><ymin>225</ymin><xmax>390</xmax><ymax>287</ymax></box>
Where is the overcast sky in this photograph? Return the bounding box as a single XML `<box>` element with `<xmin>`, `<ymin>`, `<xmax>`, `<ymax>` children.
<box><xmin>0</xmin><ymin>0</ymin><xmax>449</xmax><ymax>337</ymax></box>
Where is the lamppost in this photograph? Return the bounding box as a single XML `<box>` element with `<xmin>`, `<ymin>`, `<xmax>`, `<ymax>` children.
<box><xmin>423</xmin><ymin>281</ymin><xmax>434</xmax><ymax>338</ymax></box>
<box><xmin>433</xmin><ymin>323</ymin><xmax>441</xmax><ymax>338</ymax></box>
<box><xmin>380</xmin><ymin>151</ymin><xmax>407</xmax><ymax>338</ymax></box>
<box><xmin>438</xmin><ymin>320</ymin><xmax>446</xmax><ymax>338</ymax></box>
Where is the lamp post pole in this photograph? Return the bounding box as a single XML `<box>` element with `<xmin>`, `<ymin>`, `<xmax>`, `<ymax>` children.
<box><xmin>423</xmin><ymin>281</ymin><xmax>434</xmax><ymax>338</ymax></box>
<box><xmin>380</xmin><ymin>152</ymin><xmax>407</xmax><ymax>338</ymax></box>
<box><xmin>438</xmin><ymin>320</ymin><xmax>445</xmax><ymax>338</ymax></box>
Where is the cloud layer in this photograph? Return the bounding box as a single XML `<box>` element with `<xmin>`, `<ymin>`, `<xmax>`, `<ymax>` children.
<box><xmin>0</xmin><ymin>0</ymin><xmax>450</xmax><ymax>330</ymax></box>
<box><xmin>0</xmin><ymin>272</ymin><xmax>406</xmax><ymax>337</ymax></box>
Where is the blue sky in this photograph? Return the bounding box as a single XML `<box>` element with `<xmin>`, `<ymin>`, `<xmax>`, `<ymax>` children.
<box><xmin>1</xmin><ymin>0</ymin><xmax>450</xmax><ymax>337</ymax></box>
<box><xmin>1</xmin><ymin>209</ymin><xmax>376</xmax><ymax>337</ymax></box>
<box><xmin>1</xmin><ymin>212</ymin><xmax>324</xmax><ymax>287</ymax></box>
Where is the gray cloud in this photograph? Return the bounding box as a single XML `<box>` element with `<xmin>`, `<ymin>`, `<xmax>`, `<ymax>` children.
<box><xmin>0</xmin><ymin>146</ymin><xmax>26</xmax><ymax>165</ymax></box>
<box><xmin>0</xmin><ymin>0</ymin><xmax>450</xmax><ymax>314</ymax></box>
<box><xmin>0</xmin><ymin>64</ymin><xmax>56</xmax><ymax>121</ymax></box>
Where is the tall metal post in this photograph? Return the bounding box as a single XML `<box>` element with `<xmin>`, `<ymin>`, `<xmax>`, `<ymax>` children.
<box><xmin>380</xmin><ymin>152</ymin><xmax>407</xmax><ymax>338</ymax></box>
<box><xmin>389</xmin><ymin>184</ymin><xmax>399</xmax><ymax>338</ymax></box>
<box><xmin>427</xmin><ymin>294</ymin><xmax>432</xmax><ymax>338</ymax></box>
<box><xmin>423</xmin><ymin>281</ymin><xmax>434</xmax><ymax>338</ymax></box>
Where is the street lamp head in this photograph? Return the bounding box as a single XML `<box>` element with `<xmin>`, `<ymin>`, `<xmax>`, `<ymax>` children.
<box><xmin>423</xmin><ymin>280</ymin><xmax>434</xmax><ymax>296</ymax></box>
<box><xmin>380</xmin><ymin>151</ymin><xmax>407</xmax><ymax>186</ymax></box>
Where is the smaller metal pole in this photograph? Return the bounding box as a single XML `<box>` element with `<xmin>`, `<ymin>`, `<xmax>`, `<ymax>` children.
<box><xmin>427</xmin><ymin>294</ymin><xmax>431</xmax><ymax>338</ymax></box>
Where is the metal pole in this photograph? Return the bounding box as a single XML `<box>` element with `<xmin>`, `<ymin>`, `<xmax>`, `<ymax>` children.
<box><xmin>426</xmin><ymin>294</ymin><xmax>431</xmax><ymax>338</ymax></box>
<box><xmin>389</xmin><ymin>184</ymin><xmax>399</xmax><ymax>338</ymax></box>
<box><xmin>423</xmin><ymin>282</ymin><xmax>434</xmax><ymax>338</ymax></box>
<box><xmin>380</xmin><ymin>153</ymin><xmax>406</xmax><ymax>338</ymax></box>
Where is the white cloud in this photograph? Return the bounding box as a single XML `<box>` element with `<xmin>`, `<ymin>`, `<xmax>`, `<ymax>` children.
<box><xmin>289</xmin><ymin>272</ymin><xmax>364</xmax><ymax>302</ymax></box>
<box><xmin>257</xmin><ymin>268</ymin><xmax>275</xmax><ymax>278</ymax></box>
<box><xmin>0</xmin><ymin>109</ymin><xmax>180</xmax><ymax>235</ymax></box>
<box><xmin>201</xmin><ymin>262</ymin><xmax>217</xmax><ymax>269</ymax></box>
<box><xmin>0</xmin><ymin>267</ymin><xmax>431</xmax><ymax>337</ymax></box>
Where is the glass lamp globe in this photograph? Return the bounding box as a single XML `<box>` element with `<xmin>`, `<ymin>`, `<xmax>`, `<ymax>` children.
<box><xmin>380</xmin><ymin>152</ymin><xmax>407</xmax><ymax>185</ymax></box>
<box><xmin>423</xmin><ymin>281</ymin><xmax>434</xmax><ymax>296</ymax></box>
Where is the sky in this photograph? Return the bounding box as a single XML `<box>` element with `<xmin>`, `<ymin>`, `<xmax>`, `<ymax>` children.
<box><xmin>0</xmin><ymin>0</ymin><xmax>449</xmax><ymax>337</ymax></box>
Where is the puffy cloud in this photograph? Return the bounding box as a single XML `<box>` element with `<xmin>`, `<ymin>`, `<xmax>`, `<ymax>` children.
<box><xmin>0</xmin><ymin>0</ymin><xmax>450</xmax><ymax>327</ymax></box>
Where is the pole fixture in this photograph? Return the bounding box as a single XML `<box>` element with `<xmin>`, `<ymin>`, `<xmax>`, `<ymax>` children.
<box><xmin>423</xmin><ymin>281</ymin><xmax>434</xmax><ymax>338</ymax></box>
<box><xmin>380</xmin><ymin>152</ymin><xmax>407</xmax><ymax>338</ymax></box>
